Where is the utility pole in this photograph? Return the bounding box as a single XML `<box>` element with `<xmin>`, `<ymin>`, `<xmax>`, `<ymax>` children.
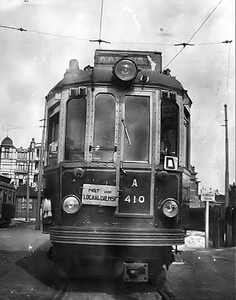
<box><xmin>35</xmin><ymin>110</ymin><xmax>46</xmax><ymax>230</ymax></box>
<box><xmin>26</xmin><ymin>144</ymin><xmax>31</xmax><ymax>221</ymax></box>
<box><xmin>224</xmin><ymin>104</ymin><xmax>229</xmax><ymax>207</ymax></box>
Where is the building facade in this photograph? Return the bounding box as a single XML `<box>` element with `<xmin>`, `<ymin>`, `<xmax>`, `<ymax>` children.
<box><xmin>0</xmin><ymin>136</ymin><xmax>41</xmax><ymax>190</ymax></box>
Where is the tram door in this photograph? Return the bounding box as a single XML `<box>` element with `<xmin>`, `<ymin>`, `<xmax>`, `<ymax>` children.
<box><xmin>118</xmin><ymin>95</ymin><xmax>152</xmax><ymax>216</ymax></box>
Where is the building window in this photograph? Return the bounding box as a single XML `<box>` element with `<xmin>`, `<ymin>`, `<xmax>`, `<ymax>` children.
<box><xmin>18</xmin><ymin>151</ymin><xmax>27</xmax><ymax>160</ymax></box>
<box><xmin>4</xmin><ymin>147</ymin><xmax>10</xmax><ymax>159</ymax></box>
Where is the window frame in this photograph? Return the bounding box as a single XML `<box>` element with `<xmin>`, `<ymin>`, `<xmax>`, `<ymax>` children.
<box><xmin>65</xmin><ymin>96</ymin><xmax>87</xmax><ymax>161</ymax></box>
<box><xmin>91</xmin><ymin>92</ymin><xmax>117</xmax><ymax>162</ymax></box>
<box><xmin>122</xmin><ymin>94</ymin><xmax>151</xmax><ymax>164</ymax></box>
<box><xmin>47</xmin><ymin>103</ymin><xmax>60</xmax><ymax>164</ymax></box>
<box><xmin>160</xmin><ymin>99</ymin><xmax>179</xmax><ymax>160</ymax></box>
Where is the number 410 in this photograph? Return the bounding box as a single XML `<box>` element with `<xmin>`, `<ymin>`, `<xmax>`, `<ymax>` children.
<box><xmin>124</xmin><ymin>195</ymin><xmax>145</xmax><ymax>204</ymax></box>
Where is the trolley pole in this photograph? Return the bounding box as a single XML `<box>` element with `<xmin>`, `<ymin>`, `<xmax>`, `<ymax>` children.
<box><xmin>224</xmin><ymin>104</ymin><xmax>229</xmax><ymax>207</ymax></box>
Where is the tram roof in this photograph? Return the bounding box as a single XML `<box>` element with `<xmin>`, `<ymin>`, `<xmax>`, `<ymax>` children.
<box><xmin>47</xmin><ymin>50</ymin><xmax>189</xmax><ymax>98</ymax></box>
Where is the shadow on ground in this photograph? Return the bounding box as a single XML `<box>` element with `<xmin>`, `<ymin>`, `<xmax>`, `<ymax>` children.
<box><xmin>17</xmin><ymin>247</ymin><xmax>161</xmax><ymax>299</ymax></box>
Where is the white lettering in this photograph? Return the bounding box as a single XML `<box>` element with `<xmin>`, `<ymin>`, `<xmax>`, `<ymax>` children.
<box><xmin>124</xmin><ymin>195</ymin><xmax>145</xmax><ymax>204</ymax></box>
<box><xmin>125</xmin><ymin>195</ymin><xmax>131</xmax><ymax>203</ymax></box>
<box><xmin>132</xmin><ymin>179</ymin><xmax>138</xmax><ymax>187</ymax></box>
<box><xmin>139</xmin><ymin>196</ymin><xmax>145</xmax><ymax>203</ymax></box>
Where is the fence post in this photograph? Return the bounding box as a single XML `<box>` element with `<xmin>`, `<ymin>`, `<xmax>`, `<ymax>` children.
<box><xmin>220</xmin><ymin>205</ymin><xmax>226</xmax><ymax>247</ymax></box>
<box><xmin>225</xmin><ymin>206</ymin><xmax>233</xmax><ymax>247</ymax></box>
<box><xmin>212</xmin><ymin>206</ymin><xmax>220</xmax><ymax>248</ymax></box>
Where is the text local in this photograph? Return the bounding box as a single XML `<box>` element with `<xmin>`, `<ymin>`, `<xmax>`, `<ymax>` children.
<box><xmin>83</xmin><ymin>194</ymin><xmax>117</xmax><ymax>202</ymax></box>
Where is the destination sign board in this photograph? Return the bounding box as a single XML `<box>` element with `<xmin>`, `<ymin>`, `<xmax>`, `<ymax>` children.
<box><xmin>201</xmin><ymin>192</ymin><xmax>215</xmax><ymax>202</ymax></box>
<box><xmin>96</xmin><ymin>55</ymin><xmax>149</xmax><ymax>66</ymax></box>
<box><xmin>82</xmin><ymin>184</ymin><xmax>119</xmax><ymax>207</ymax></box>
<box><xmin>94</xmin><ymin>49</ymin><xmax>162</xmax><ymax>72</ymax></box>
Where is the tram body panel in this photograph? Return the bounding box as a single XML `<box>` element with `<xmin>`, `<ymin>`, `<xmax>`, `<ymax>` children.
<box><xmin>42</xmin><ymin>49</ymin><xmax>193</xmax><ymax>283</ymax></box>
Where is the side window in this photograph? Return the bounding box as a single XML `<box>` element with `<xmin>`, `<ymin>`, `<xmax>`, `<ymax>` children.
<box><xmin>8</xmin><ymin>191</ymin><xmax>12</xmax><ymax>203</ymax></box>
<box><xmin>161</xmin><ymin>100</ymin><xmax>179</xmax><ymax>159</ymax></box>
<box><xmin>123</xmin><ymin>96</ymin><xmax>150</xmax><ymax>162</ymax></box>
<box><xmin>3</xmin><ymin>190</ymin><xmax>7</xmax><ymax>203</ymax></box>
<box><xmin>183</xmin><ymin>108</ymin><xmax>190</xmax><ymax>168</ymax></box>
<box><xmin>48</xmin><ymin>106</ymin><xmax>59</xmax><ymax>164</ymax></box>
<box><xmin>92</xmin><ymin>93</ymin><xmax>116</xmax><ymax>162</ymax></box>
<box><xmin>65</xmin><ymin>98</ymin><xmax>86</xmax><ymax>161</ymax></box>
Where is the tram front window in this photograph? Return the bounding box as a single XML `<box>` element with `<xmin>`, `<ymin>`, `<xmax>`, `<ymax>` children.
<box><xmin>65</xmin><ymin>98</ymin><xmax>86</xmax><ymax>161</ymax></box>
<box><xmin>123</xmin><ymin>96</ymin><xmax>150</xmax><ymax>162</ymax></box>
<box><xmin>92</xmin><ymin>94</ymin><xmax>115</xmax><ymax>162</ymax></box>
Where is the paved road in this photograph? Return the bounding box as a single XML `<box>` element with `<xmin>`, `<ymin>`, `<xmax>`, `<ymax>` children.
<box><xmin>0</xmin><ymin>220</ymin><xmax>235</xmax><ymax>300</ymax></box>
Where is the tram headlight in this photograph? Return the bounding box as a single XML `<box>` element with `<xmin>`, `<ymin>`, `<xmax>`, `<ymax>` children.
<box><xmin>161</xmin><ymin>198</ymin><xmax>179</xmax><ymax>218</ymax></box>
<box><xmin>113</xmin><ymin>59</ymin><xmax>138</xmax><ymax>81</ymax></box>
<box><xmin>62</xmin><ymin>195</ymin><xmax>82</xmax><ymax>214</ymax></box>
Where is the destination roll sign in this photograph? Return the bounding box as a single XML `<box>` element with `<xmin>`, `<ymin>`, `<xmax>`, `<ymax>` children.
<box><xmin>94</xmin><ymin>49</ymin><xmax>162</xmax><ymax>72</ymax></box>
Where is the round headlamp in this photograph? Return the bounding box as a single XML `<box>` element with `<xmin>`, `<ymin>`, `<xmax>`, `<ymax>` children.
<box><xmin>62</xmin><ymin>195</ymin><xmax>81</xmax><ymax>214</ymax></box>
<box><xmin>113</xmin><ymin>59</ymin><xmax>138</xmax><ymax>81</ymax></box>
<box><xmin>161</xmin><ymin>198</ymin><xmax>179</xmax><ymax>218</ymax></box>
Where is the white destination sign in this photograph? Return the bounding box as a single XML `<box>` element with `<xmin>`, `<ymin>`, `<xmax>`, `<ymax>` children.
<box><xmin>201</xmin><ymin>192</ymin><xmax>215</xmax><ymax>202</ymax></box>
<box><xmin>82</xmin><ymin>184</ymin><xmax>119</xmax><ymax>207</ymax></box>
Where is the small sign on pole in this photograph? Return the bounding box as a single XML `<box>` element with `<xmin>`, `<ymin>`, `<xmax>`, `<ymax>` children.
<box><xmin>201</xmin><ymin>191</ymin><xmax>215</xmax><ymax>202</ymax></box>
<box><xmin>201</xmin><ymin>190</ymin><xmax>216</xmax><ymax>248</ymax></box>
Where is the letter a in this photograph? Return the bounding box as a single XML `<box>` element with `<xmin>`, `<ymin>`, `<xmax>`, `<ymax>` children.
<box><xmin>132</xmin><ymin>179</ymin><xmax>138</xmax><ymax>187</ymax></box>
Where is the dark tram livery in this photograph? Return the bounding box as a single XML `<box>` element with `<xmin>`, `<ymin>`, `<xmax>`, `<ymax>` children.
<box><xmin>0</xmin><ymin>175</ymin><xmax>16</xmax><ymax>226</ymax></box>
<box><xmin>42</xmin><ymin>49</ymin><xmax>192</xmax><ymax>292</ymax></box>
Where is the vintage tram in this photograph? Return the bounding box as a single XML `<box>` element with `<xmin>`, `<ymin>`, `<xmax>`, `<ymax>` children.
<box><xmin>42</xmin><ymin>49</ymin><xmax>192</xmax><ymax>295</ymax></box>
<box><xmin>0</xmin><ymin>175</ymin><xmax>16</xmax><ymax>226</ymax></box>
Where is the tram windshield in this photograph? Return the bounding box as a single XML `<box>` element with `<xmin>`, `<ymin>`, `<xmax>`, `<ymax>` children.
<box><xmin>92</xmin><ymin>93</ymin><xmax>116</xmax><ymax>162</ymax></box>
<box><xmin>123</xmin><ymin>96</ymin><xmax>150</xmax><ymax>162</ymax></box>
<box><xmin>65</xmin><ymin>98</ymin><xmax>87</xmax><ymax>161</ymax></box>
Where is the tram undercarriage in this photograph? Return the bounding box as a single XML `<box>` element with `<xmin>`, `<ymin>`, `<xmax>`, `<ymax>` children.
<box><xmin>49</xmin><ymin>240</ymin><xmax>177</xmax><ymax>299</ymax></box>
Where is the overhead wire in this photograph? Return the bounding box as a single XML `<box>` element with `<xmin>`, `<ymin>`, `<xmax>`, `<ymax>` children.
<box><xmin>0</xmin><ymin>0</ymin><xmax>231</xmax><ymax>55</ymax></box>
<box><xmin>0</xmin><ymin>24</ymin><xmax>231</xmax><ymax>48</ymax></box>
<box><xmin>0</xmin><ymin>24</ymin><xmax>89</xmax><ymax>41</ymax></box>
<box><xmin>186</xmin><ymin>0</ymin><xmax>223</xmax><ymax>43</ymax></box>
<box><xmin>163</xmin><ymin>0</ymin><xmax>223</xmax><ymax>69</ymax></box>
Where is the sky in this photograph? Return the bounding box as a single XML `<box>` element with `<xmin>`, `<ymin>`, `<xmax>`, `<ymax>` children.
<box><xmin>0</xmin><ymin>0</ymin><xmax>235</xmax><ymax>194</ymax></box>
